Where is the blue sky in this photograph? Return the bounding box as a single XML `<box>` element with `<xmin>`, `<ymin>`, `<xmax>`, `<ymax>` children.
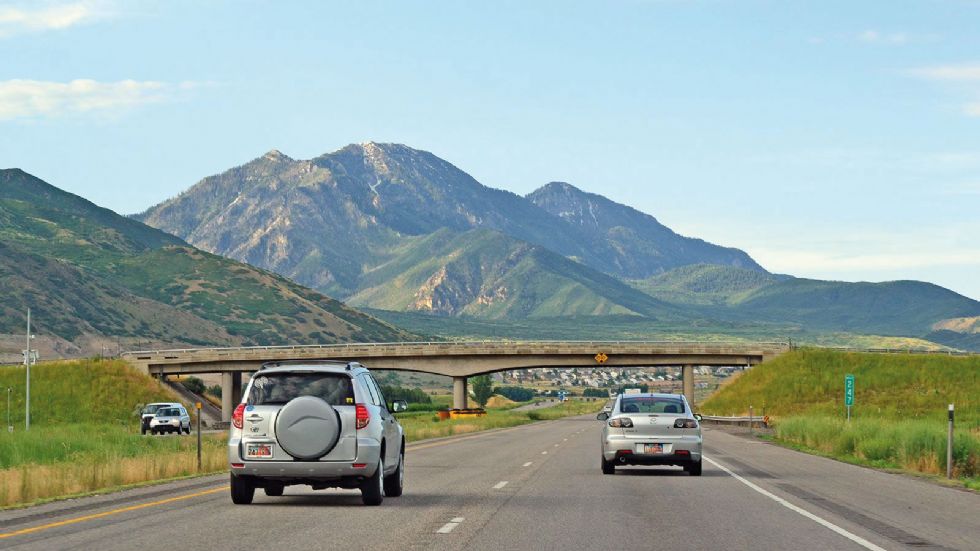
<box><xmin>1</xmin><ymin>0</ymin><xmax>978</xmax><ymax>299</ymax></box>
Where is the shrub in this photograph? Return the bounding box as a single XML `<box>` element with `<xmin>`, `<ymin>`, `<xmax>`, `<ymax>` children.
<box><xmin>180</xmin><ymin>376</ymin><xmax>206</xmax><ymax>395</ymax></box>
<box><xmin>494</xmin><ymin>386</ymin><xmax>535</xmax><ymax>402</ymax></box>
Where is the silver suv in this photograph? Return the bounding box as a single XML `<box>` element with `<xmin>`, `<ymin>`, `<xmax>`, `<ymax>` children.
<box><xmin>227</xmin><ymin>361</ymin><xmax>407</xmax><ymax>506</ymax></box>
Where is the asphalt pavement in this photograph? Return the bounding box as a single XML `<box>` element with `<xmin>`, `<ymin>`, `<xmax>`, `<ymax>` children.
<box><xmin>1</xmin><ymin>417</ymin><xmax>977</xmax><ymax>550</ymax></box>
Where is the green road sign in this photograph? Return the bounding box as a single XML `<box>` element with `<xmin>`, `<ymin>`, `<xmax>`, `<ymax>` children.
<box><xmin>844</xmin><ymin>374</ymin><xmax>855</xmax><ymax>407</ymax></box>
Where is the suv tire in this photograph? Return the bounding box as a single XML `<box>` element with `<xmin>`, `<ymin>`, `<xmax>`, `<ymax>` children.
<box><xmin>601</xmin><ymin>456</ymin><xmax>615</xmax><ymax>475</ymax></box>
<box><xmin>685</xmin><ymin>459</ymin><xmax>703</xmax><ymax>476</ymax></box>
<box><xmin>383</xmin><ymin>448</ymin><xmax>404</xmax><ymax>497</ymax></box>
<box><xmin>230</xmin><ymin>473</ymin><xmax>255</xmax><ymax>504</ymax></box>
<box><xmin>361</xmin><ymin>458</ymin><xmax>384</xmax><ymax>506</ymax></box>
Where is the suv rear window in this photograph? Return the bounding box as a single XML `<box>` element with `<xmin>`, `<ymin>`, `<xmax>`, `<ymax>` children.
<box><xmin>248</xmin><ymin>373</ymin><xmax>355</xmax><ymax>406</ymax></box>
<box><xmin>620</xmin><ymin>397</ymin><xmax>686</xmax><ymax>414</ymax></box>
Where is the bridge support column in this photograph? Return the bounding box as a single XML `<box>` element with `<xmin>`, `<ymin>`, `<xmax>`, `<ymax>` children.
<box><xmin>221</xmin><ymin>372</ymin><xmax>242</xmax><ymax>422</ymax></box>
<box><xmin>683</xmin><ymin>365</ymin><xmax>694</xmax><ymax>407</ymax></box>
<box><xmin>453</xmin><ymin>376</ymin><xmax>468</xmax><ymax>410</ymax></box>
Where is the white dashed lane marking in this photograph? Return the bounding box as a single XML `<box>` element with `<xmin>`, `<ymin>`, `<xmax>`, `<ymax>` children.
<box><xmin>437</xmin><ymin>517</ymin><xmax>465</xmax><ymax>534</ymax></box>
<box><xmin>493</xmin><ymin>481</ymin><xmax>509</xmax><ymax>489</ymax></box>
<box><xmin>522</xmin><ymin>462</ymin><xmax>533</xmax><ymax>467</ymax></box>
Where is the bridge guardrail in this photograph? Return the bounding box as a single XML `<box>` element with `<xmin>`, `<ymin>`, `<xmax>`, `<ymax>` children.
<box><xmin>121</xmin><ymin>340</ymin><xmax>793</xmax><ymax>357</ymax></box>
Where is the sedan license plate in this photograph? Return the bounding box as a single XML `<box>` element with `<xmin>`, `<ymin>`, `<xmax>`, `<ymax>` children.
<box><xmin>642</xmin><ymin>443</ymin><xmax>664</xmax><ymax>454</ymax></box>
<box><xmin>246</xmin><ymin>444</ymin><xmax>272</xmax><ymax>458</ymax></box>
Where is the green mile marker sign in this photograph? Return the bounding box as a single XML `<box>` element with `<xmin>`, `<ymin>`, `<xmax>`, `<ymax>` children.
<box><xmin>844</xmin><ymin>374</ymin><xmax>855</xmax><ymax>421</ymax></box>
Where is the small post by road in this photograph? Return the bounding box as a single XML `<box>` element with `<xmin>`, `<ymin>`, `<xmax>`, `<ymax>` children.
<box><xmin>844</xmin><ymin>374</ymin><xmax>855</xmax><ymax>422</ymax></box>
<box><xmin>25</xmin><ymin>308</ymin><xmax>31</xmax><ymax>431</ymax></box>
<box><xmin>196</xmin><ymin>402</ymin><xmax>202</xmax><ymax>471</ymax></box>
<box><xmin>946</xmin><ymin>403</ymin><xmax>954</xmax><ymax>479</ymax></box>
<box><xmin>6</xmin><ymin>387</ymin><xmax>12</xmax><ymax>433</ymax></box>
<box><xmin>749</xmin><ymin>405</ymin><xmax>754</xmax><ymax>434</ymax></box>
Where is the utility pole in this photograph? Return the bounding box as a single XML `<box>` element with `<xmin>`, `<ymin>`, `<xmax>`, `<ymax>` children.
<box><xmin>25</xmin><ymin>308</ymin><xmax>31</xmax><ymax>431</ymax></box>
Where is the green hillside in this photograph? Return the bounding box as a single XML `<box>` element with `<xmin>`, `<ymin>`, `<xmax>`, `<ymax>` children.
<box><xmin>629</xmin><ymin>265</ymin><xmax>980</xmax><ymax>349</ymax></box>
<box><xmin>701</xmin><ymin>349</ymin><xmax>979</xmax><ymax>421</ymax></box>
<box><xmin>630</xmin><ymin>264</ymin><xmax>779</xmax><ymax>305</ymax></box>
<box><xmin>348</xmin><ymin>228</ymin><xmax>679</xmax><ymax>319</ymax></box>
<box><xmin>0</xmin><ymin>169</ymin><xmax>413</xmax><ymax>347</ymax></box>
<box><xmin>0</xmin><ymin>360</ymin><xmax>178</xmax><ymax>428</ymax></box>
<box><xmin>728</xmin><ymin>278</ymin><xmax>980</xmax><ymax>336</ymax></box>
<box><xmin>700</xmin><ymin>349</ymin><xmax>979</xmax><ymax>482</ymax></box>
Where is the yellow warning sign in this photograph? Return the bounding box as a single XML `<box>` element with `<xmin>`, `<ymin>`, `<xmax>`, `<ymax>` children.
<box><xmin>595</xmin><ymin>352</ymin><xmax>609</xmax><ymax>364</ymax></box>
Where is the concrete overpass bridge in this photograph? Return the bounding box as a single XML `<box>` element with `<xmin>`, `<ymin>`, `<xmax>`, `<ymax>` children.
<box><xmin>121</xmin><ymin>341</ymin><xmax>790</xmax><ymax>421</ymax></box>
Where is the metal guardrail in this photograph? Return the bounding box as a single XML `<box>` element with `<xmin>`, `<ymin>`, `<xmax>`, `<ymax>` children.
<box><xmin>700</xmin><ymin>415</ymin><xmax>768</xmax><ymax>428</ymax></box>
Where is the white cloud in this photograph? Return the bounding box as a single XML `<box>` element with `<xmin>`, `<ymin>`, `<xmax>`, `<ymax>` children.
<box><xmin>0</xmin><ymin>1</ymin><xmax>112</xmax><ymax>37</ymax></box>
<box><xmin>0</xmin><ymin>79</ymin><xmax>196</xmax><ymax>120</ymax></box>
<box><xmin>858</xmin><ymin>29</ymin><xmax>908</xmax><ymax>44</ymax></box>
<box><xmin>909</xmin><ymin>64</ymin><xmax>980</xmax><ymax>82</ymax></box>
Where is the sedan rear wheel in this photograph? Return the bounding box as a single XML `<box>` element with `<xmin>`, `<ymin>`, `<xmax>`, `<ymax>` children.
<box><xmin>685</xmin><ymin>459</ymin><xmax>702</xmax><ymax>476</ymax></box>
<box><xmin>601</xmin><ymin>456</ymin><xmax>615</xmax><ymax>475</ymax></box>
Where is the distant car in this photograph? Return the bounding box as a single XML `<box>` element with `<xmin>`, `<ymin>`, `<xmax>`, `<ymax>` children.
<box><xmin>597</xmin><ymin>393</ymin><xmax>702</xmax><ymax>476</ymax></box>
<box><xmin>227</xmin><ymin>361</ymin><xmax>408</xmax><ymax>506</ymax></box>
<box><xmin>150</xmin><ymin>405</ymin><xmax>191</xmax><ymax>435</ymax></box>
<box><xmin>140</xmin><ymin>402</ymin><xmax>182</xmax><ymax>435</ymax></box>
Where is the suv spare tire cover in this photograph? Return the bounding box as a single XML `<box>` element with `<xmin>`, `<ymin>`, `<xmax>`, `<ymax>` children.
<box><xmin>274</xmin><ymin>396</ymin><xmax>342</xmax><ymax>460</ymax></box>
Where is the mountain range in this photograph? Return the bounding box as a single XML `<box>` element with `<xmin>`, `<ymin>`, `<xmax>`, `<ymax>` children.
<box><xmin>134</xmin><ymin>143</ymin><xmax>980</xmax><ymax>349</ymax></box>
<box><xmin>2</xmin><ymin>142</ymin><xmax>978</xmax><ymax>354</ymax></box>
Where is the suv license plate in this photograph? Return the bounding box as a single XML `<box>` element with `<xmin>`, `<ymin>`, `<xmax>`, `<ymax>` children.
<box><xmin>642</xmin><ymin>443</ymin><xmax>663</xmax><ymax>454</ymax></box>
<box><xmin>246</xmin><ymin>444</ymin><xmax>272</xmax><ymax>458</ymax></box>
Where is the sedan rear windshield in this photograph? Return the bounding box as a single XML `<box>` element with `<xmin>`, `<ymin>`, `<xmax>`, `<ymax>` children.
<box><xmin>621</xmin><ymin>397</ymin><xmax>686</xmax><ymax>414</ymax></box>
<box><xmin>247</xmin><ymin>373</ymin><xmax>355</xmax><ymax>406</ymax></box>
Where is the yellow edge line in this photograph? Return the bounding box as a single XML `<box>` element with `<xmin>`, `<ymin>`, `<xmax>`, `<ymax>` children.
<box><xmin>0</xmin><ymin>486</ymin><xmax>227</xmax><ymax>539</ymax></box>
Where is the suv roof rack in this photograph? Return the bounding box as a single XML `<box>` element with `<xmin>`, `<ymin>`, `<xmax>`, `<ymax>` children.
<box><xmin>259</xmin><ymin>360</ymin><xmax>363</xmax><ymax>371</ymax></box>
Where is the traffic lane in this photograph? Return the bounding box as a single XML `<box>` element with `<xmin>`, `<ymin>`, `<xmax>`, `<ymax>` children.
<box><xmin>701</xmin><ymin>427</ymin><xmax>980</xmax><ymax>551</ymax></box>
<box><xmin>0</xmin><ymin>417</ymin><xmax>588</xmax><ymax>551</ymax></box>
<box><xmin>458</xmin><ymin>420</ymin><xmax>872</xmax><ymax>551</ymax></box>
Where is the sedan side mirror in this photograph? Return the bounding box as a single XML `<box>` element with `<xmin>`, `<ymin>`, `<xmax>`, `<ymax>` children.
<box><xmin>694</xmin><ymin>413</ymin><xmax>703</xmax><ymax>422</ymax></box>
<box><xmin>596</xmin><ymin>412</ymin><xmax>609</xmax><ymax>421</ymax></box>
<box><xmin>391</xmin><ymin>400</ymin><xmax>408</xmax><ymax>413</ymax></box>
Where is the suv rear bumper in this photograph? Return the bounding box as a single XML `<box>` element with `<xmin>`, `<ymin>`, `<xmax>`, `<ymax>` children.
<box><xmin>228</xmin><ymin>437</ymin><xmax>382</xmax><ymax>480</ymax></box>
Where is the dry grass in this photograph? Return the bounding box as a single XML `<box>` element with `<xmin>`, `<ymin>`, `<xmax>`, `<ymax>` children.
<box><xmin>0</xmin><ymin>437</ymin><xmax>226</xmax><ymax>507</ymax></box>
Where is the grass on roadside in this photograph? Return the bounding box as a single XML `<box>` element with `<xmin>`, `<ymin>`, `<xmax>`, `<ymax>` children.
<box><xmin>700</xmin><ymin>349</ymin><xmax>979</xmax><ymax>488</ymax></box>
<box><xmin>0</xmin><ymin>426</ymin><xmax>227</xmax><ymax>508</ymax></box>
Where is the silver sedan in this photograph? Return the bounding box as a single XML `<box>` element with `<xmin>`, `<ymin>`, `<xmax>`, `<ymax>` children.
<box><xmin>597</xmin><ymin>393</ymin><xmax>702</xmax><ymax>475</ymax></box>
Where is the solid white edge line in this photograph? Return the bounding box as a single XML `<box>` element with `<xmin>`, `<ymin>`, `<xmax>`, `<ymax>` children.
<box><xmin>522</xmin><ymin>462</ymin><xmax>533</xmax><ymax>467</ymax></box>
<box><xmin>493</xmin><ymin>481</ymin><xmax>509</xmax><ymax>489</ymax></box>
<box><xmin>703</xmin><ymin>456</ymin><xmax>887</xmax><ymax>551</ymax></box>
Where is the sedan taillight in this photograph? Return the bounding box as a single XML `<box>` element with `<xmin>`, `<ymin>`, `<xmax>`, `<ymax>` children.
<box><xmin>355</xmin><ymin>403</ymin><xmax>370</xmax><ymax>430</ymax></box>
<box><xmin>232</xmin><ymin>403</ymin><xmax>246</xmax><ymax>429</ymax></box>
<box><xmin>674</xmin><ymin>418</ymin><xmax>698</xmax><ymax>429</ymax></box>
<box><xmin>608</xmin><ymin>417</ymin><xmax>633</xmax><ymax>428</ymax></box>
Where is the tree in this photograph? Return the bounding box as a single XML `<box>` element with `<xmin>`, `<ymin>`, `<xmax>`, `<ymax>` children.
<box><xmin>471</xmin><ymin>375</ymin><xmax>494</xmax><ymax>408</ymax></box>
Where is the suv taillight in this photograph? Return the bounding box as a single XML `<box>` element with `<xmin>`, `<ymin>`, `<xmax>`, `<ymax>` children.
<box><xmin>355</xmin><ymin>403</ymin><xmax>370</xmax><ymax>430</ymax></box>
<box><xmin>232</xmin><ymin>403</ymin><xmax>246</xmax><ymax>429</ymax></box>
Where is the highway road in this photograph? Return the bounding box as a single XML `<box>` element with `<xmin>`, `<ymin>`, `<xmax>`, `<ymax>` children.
<box><xmin>1</xmin><ymin>417</ymin><xmax>977</xmax><ymax>551</ymax></box>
